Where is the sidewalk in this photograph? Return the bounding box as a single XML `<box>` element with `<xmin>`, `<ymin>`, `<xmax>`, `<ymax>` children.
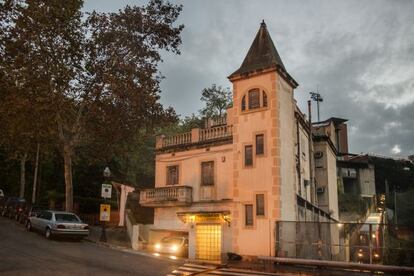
<box><xmin>85</xmin><ymin>226</ymin><xmax>179</xmax><ymax>261</ymax></box>
<box><xmin>86</xmin><ymin>226</ymin><xmax>131</xmax><ymax>249</ymax></box>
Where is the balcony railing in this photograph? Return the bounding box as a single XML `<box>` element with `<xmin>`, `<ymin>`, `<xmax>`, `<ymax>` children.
<box><xmin>162</xmin><ymin>132</ymin><xmax>192</xmax><ymax>148</ymax></box>
<box><xmin>156</xmin><ymin>125</ymin><xmax>233</xmax><ymax>149</ymax></box>
<box><xmin>139</xmin><ymin>185</ymin><xmax>192</xmax><ymax>207</ymax></box>
<box><xmin>200</xmin><ymin>125</ymin><xmax>232</xmax><ymax>141</ymax></box>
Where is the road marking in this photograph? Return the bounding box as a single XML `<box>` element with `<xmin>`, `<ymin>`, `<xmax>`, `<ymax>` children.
<box><xmin>167</xmin><ymin>263</ymin><xmax>281</xmax><ymax>276</ymax></box>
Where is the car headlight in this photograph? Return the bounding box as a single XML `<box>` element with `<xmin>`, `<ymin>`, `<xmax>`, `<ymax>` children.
<box><xmin>171</xmin><ymin>245</ymin><xmax>178</xmax><ymax>252</ymax></box>
<box><xmin>155</xmin><ymin>243</ymin><xmax>161</xmax><ymax>250</ymax></box>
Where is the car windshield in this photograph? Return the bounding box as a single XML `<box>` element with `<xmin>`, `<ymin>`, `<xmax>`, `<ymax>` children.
<box><xmin>161</xmin><ymin>237</ymin><xmax>183</xmax><ymax>245</ymax></box>
<box><xmin>55</xmin><ymin>214</ymin><xmax>80</xmax><ymax>222</ymax></box>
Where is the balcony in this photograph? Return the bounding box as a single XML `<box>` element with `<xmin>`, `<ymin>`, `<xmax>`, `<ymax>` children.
<box><xmin>139</xmin><ymin>186</ymin><xmax>193</xmax><ymax>207</ymax></box>
<box><xmin>156</xmin><ymin>125</ymin><xmax>233</xmax><ymax>150</ymax></box>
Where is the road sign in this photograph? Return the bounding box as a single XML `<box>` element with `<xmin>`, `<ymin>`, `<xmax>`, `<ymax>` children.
<box><xmin>100</xmin><ymin>204</ymin><xmax>111</xmax><ymax>221</ymax></box>
<box><xmin>101</xmin><ymin>183</ymin><xmax>112</xmax><ymax>199</ymax></box>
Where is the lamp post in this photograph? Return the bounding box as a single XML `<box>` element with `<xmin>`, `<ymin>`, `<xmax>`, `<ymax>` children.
<box><xmin>310</xmin><ymin>92</ymin><xmax>323</xmax><ymax>122</ymax></box>
<box><xmin>100</xmin><ymin>167</ymin><xmax>111</xmax><ymax>242</ymax></box>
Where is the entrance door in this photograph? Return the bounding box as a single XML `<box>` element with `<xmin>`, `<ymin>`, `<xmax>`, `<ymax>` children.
<box><xmin>196</xmin><ymin>224</ymin><xmax>221</xmax><ymax>261</ymax></box>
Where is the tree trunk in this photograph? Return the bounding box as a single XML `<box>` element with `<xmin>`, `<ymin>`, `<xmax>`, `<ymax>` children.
<box><xmin>32</xmin><ymin>143</ymin><xmax>40</xmax><ymax>204</ymax></box>
<box><xmin>63</xmin><ymin>144</ymin><xmax>73</xmax><ymax>212</ymax></box>
<box><xmin>19</xmin><ymin>152</ymin><xmax>27</xmax><ymax>198</ymax></box>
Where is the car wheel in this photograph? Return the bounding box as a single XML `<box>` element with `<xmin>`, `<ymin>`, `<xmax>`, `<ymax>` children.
<box><xmin>26</xmin><ymin>221</ymin><xmax>32</xmax><ymax>231</ymax></box>
<box><xmin>45</xmin><ymin>228</ymin><xmax>52</xmax><ymax>239</ymax></box>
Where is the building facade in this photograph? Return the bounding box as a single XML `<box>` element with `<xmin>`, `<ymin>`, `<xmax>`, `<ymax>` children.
<box><xmin>139</xmin><ymin>22</ymin><xmax>344</xmax><ymax>261</ymax></box>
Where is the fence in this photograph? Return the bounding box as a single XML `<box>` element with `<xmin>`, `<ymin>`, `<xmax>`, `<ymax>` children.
<box><xmin>275</xmin><ymin>221</ymin><xmax>414</xmax><ymax>267</ymax></box>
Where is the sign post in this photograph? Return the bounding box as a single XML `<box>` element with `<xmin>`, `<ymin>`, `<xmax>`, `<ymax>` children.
<box><xmin>100</xmin><ymin>169</ymin><xmax>112</xmax><ymax>242</ymax></box>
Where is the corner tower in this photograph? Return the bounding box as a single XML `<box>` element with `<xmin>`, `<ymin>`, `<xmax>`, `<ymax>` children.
<box><xmin>228</xmin><ymin>21</ymin><xmax>298</xmax><ymax>257</ymax></box>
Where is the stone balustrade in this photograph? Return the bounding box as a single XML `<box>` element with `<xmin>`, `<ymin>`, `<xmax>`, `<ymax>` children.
<box><xmin>156</xmin><ymin>125</ymin><xmax>233</xmax><ymax>149</ymax></box>
<box><xmin>139</xmin><ymin>185</ymin><xmax>192</xmax><ymax>207</ymax></box>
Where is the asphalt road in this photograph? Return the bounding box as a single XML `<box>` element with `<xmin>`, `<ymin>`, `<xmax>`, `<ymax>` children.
<box><xmin>0</xmin><ymin>217</ymin><xmax>182</xmax><ymax>276</ymax></box>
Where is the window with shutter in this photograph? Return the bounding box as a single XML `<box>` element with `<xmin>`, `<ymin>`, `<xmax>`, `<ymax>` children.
<box><xmin>166</xmin><ymin>165</ymin><xmax>179</xmax><ymax>185</ymax></box>
<box><xmin>256</xmin><ymin>134</ymin><xmax>264</xmax><ymax>155</ymax></box>
<box><xmin>201</xmin><ymin>161</ymin><xmax>214</xmax><ymax>186</ymax></box>
<box><xmin>245</xmin><ymin>145</ymin><xmax>253</xmax><ymax>166</ymax></box>
<box><xmin>245</xmin><ymin>204</ymin><xmax>253</xmax><ymax>226</ymax></box>
<box><xmin>256</xmin><ymin>194</ymin><xmax>265</xmax><ymax>216</ymax></box>
<box><xmin>248</xmin><ymin>89</ymin><xmax>260</xmax><ymax>109</ymax></box>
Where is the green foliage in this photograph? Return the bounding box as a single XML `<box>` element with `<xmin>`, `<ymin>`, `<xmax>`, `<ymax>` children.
<box><xmin>386</xmin><ymin>189</ymin><xmax>414</xmax><ymax>225</ymax></box>
<box><xmin>200</xmin><ymin>84</ymin><xmax>232</xmax><ymax>118</ymax></box>
<box><xmin>0</xmin><ymin>0</ymin><xmax>184</xmax><ymax>210</ymax></box>
<box><xmin>338</xmin><ymin>192</ymin><xmax>370</xmax><ymax>215</ymax></box>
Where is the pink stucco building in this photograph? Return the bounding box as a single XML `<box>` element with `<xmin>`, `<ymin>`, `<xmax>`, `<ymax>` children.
<box><xmin>139</xmin><ymin>21</ymin><xmax>347</xmax><ymax>261</ymax></box>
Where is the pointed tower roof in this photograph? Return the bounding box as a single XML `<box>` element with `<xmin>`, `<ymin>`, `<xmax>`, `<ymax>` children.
<box><xmin>229</xmin><ymin>21</ymin><xmax>298</xmax><ymax>88</ymax></box>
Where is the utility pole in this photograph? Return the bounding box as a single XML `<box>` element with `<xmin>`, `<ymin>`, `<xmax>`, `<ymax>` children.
<box><xmin>394</xmin><ymin>187</ymin><xmax>398</xmax><ymax>230</ymax></box>
<box><xmin>32</xmin><ymin>143</ymin><xmax>40</xmax><ymax>204</ymax></box>
<box><xmin>310</xmin><ymin>91</ymin><xmax>323</xmax><ymax>122</ymax></box>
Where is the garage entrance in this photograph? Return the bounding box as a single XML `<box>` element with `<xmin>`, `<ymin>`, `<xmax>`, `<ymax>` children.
<box><xmin>195</xmin><ymin>224</ymin><xmax>221</xmax><ymax>261</ymax></box>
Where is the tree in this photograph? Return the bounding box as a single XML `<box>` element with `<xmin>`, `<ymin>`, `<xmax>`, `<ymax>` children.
<box><xmin>0</xmin><ymin>0</ymin><xmax>183</xmax><ymax>211</ymax></box>
<box><xmin>200</xmin><ymin>84</ymin><xmax>232</xmax><ymax>118</ymax></box>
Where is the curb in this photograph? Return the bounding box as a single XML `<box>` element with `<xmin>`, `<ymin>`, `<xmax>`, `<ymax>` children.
<box><xmin>84</xmin><ymin>237</ymin><xmax>185</xmax><ymax>262</ymax></box>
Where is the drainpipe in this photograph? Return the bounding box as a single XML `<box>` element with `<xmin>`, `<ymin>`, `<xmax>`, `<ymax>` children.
<box><xmin>308</xmin><ymin>100</ymin><xmax>316</xmax><ymax>204</ymax></box>
<box><xmin>296</xmin><ymin>119</ymin><xmax>302</xmax><ymax>196</ymax></box>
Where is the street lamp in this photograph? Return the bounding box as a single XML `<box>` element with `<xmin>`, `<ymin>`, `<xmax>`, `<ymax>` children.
<box><xmin>310</xmin><ymin>92</ymin><xmax>323</xmax><ymax>122</ymax></box>
<box><xmin>100</xmin><ymin>167</ymin><xmax>111</xmax><ymax>242</ymax></box>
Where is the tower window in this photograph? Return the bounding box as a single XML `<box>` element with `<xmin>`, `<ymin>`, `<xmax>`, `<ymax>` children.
<box><xmin>256</xmin><ymin>134</ymin><xmax>264</xmax><ymax>155</ymax></box>
<box><xmin>245</xmin><ymin>145</ymin><xmax>253</xmax><ymax>166</ymax></box>
<box><xmin>241</xmin><ymin>95</ymin><xmax>246</xmax><ymax>111</ymax></box>
<box><xmin>256</xmin><ymin>194</ymin><xmax>265</xmax><ymax>216</ymax></box>
<box><xmin>263</xmin><ymin>91</ymin><xmax>268</xmax><ymax>107</ymax></box>
<box><xmin>248</xmin><ymin>89</ymin><xmax>260</xmax><ymax>109</ymax></box>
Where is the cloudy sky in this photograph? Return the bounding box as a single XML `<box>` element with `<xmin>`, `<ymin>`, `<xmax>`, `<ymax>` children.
<box><xmin>84</xmin><ymin>0</ymin><xmax>414</xmax><ymax>157</ymax></box>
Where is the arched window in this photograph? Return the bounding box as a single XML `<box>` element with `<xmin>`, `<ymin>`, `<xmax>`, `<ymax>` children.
<box><xmin>263</xmin><ymin>91</ymin><xmax>268</xmax><ymax>107</ymax></box>
<box><xmin>248</xmin><ymin>89</ymin><xmax>260</xmax><ymax>109</ymax></box>
<box><xmin>241</xmin><ymin>95</ymin><xmax>246</xmax><ymax>111</ymax></box>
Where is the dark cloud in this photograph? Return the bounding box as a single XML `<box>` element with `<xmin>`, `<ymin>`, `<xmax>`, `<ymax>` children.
<box><xmin>84</xmin><ymin>0</ymin><xmax>414</xmax><ymax>157</ymax></box>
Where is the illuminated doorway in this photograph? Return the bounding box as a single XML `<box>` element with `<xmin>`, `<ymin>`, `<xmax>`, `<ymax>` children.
<box><xmin>195</xmin><ymin>224</ymin><xmax>221</xmax><ymax>261</ymax></box>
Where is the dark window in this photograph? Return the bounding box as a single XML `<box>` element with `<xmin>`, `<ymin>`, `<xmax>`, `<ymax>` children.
<box><xmin>43</xmin><ymin>212</ymin><xmax>52</xmax><ymax>220</ymax></box>
<box><xmin>256</xmin><ymin>194</ymin><xmax>265</xmax><ymax>216</ymax></box>
<box><xmin>245</xmin><ymin>204</ymin><xmax>253</xmax><ymax>226</ymax></box>
<box><xmin>245</xmin><ymin>145</ymin><xmax>253</xmax><ymax>166</ymax></box>
<box><xmin>167</xmin><ymin>165</ymin><xmax>179</xmax><ymax>185</ymax></box>
<box><xmin>241</xmin><ymin>95</ymin><xmax>246</xmax><ymax>111</ymax></box>
<box><xmin>263</xmin><ymin>91</ymin><xmax>268</xmax><ymax>107</ymax></box>
<box><xmin>55</xmin><ymin>214</ymin><xmax>80</xmax><ymax>222</ymax></box>
<box><xmin>201</xmin><ymin>161</ymin><xmax>214</xmax><ymax>186</ymax></box>
<box><xmin>248</xmin><ymin>89</ymin><xmax>260</xmax><ymax>109</ymax></box>
<box><xmin>256</xmin><ymin>134</ymin><xmax>264</xmax><ymax>155</ymax></box>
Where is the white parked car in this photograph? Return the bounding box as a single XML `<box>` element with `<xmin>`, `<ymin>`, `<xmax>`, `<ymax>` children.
<box><xmin>154</xmin><ymin>236</ymin><xmax>188</xmax><ymax>257</ymax></box>
<box><xmin>26</xmin><ymin>210</ymin><xmax>89</xmax><ymax>240</ymax></box>
<box><xmin>0</xmin><ymin>189</ymin><xmax>4</xmax><ymax>198</ymax></box>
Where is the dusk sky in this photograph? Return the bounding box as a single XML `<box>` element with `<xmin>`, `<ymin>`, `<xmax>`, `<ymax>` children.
<box><xmin>84</xmin><ymin>0</ymin><xmax>414</xmax><ymax>157</ymax></box>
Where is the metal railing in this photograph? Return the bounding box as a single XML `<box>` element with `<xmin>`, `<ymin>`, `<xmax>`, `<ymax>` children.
<box><xmin>275</xmin><ymin>221</ymin><xmax>414</xmax><ymax>267</ymax></box>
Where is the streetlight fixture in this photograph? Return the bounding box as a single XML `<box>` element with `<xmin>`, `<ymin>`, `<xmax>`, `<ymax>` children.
<box><xmin>310</xmin><ymin>92</ymin><xmax>323</xmax><ymax>122</ymax></box>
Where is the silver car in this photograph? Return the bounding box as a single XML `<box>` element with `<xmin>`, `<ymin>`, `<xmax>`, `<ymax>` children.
<box><xmin>26</xmin><ymin>210</ymin><xmax>89</xmax><ymax>240</ymax></box>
